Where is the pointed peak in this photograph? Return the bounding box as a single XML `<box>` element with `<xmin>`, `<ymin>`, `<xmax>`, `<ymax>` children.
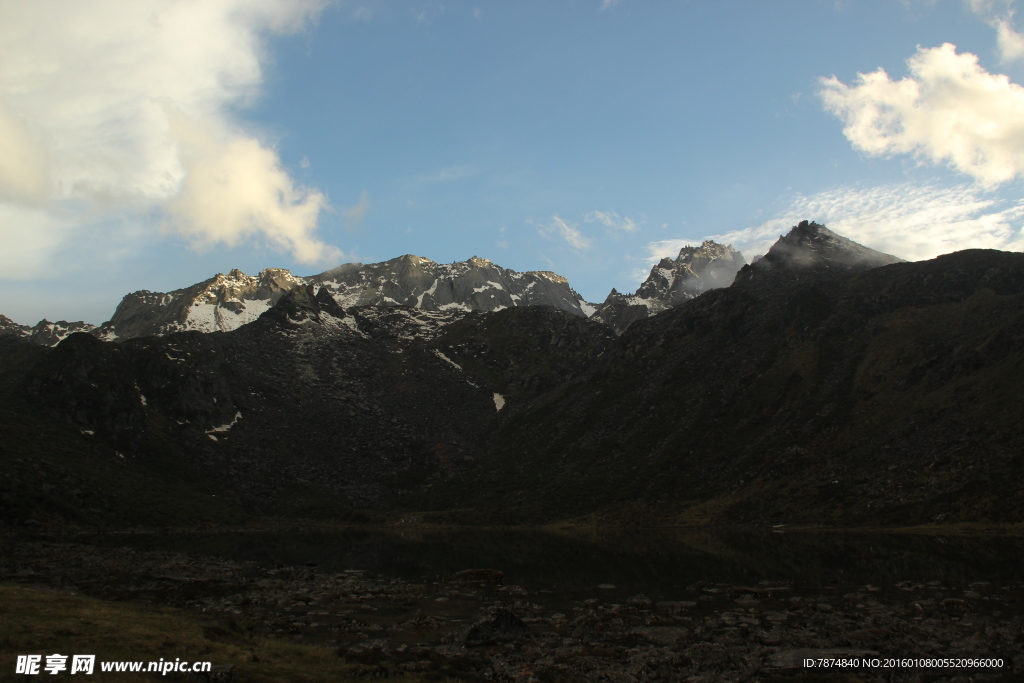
<box><xmin>737</xmin><ymin>221</ymin><xmax>903</xmax><ymax>283</ymax></box>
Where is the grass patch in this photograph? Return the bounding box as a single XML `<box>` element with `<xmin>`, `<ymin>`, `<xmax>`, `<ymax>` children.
<box><xmin>0</xmin><ymin>583</ymin><xmax>415</xmax><ymax>682</ymax></box>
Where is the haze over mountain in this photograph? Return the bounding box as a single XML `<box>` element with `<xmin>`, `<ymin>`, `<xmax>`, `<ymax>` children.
<box><xmin>2</xmin><ymin>222</ymin><xmax>1021</xmax><ymax>530</ymax></box>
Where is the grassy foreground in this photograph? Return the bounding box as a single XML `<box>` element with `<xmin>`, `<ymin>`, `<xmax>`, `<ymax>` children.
<box><xmin>0</xmin><ymin>583</ymin><xmax>413</xmax><ymax>682</ymax></box>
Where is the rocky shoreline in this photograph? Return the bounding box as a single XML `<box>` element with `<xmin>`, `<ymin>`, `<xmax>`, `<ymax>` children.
<box><xmin>3</xmin><ymin>532</ymin><xmax>1024</xmax><ymax>682</ymax></box>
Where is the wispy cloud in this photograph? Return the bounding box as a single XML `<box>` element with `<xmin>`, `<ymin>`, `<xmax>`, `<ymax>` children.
<box><xmin>585</xmin><ymin>210</ymin><xmax>639</xmax><ymax>232</ymax></box>
<box><xmin>412</xmin><ymin>2</ymin><xmax>446</xmax><ymax>24</ymax></box>
<box><xmin>600</xmin><ymin>0</ymin><xmax>621</xmax><ymax>10</ymax></box>
<box><xmin>962</xmin><ymin>0</ymin><xmax>1024</xmax><ymax>62</ymax></box>
<box><xmin>342</xmin><ymin>190</ymin><xmax>371</xmax><ymax>231</ymax></box>
<box><xmin>351</xmin><ymin>6</ymin><xmax>373</xmax><ymax>22</ymax></box>
<box><xmin>414</xmin><ymin>165</ymin><xmax>476</xmax><ymax>183</ymax></box>
<box><xmin>820</xmin><ymin>43</ymin><xmax>1024</xmax><ymax>186</ymax></box>
<box><xmin>0</xmin><ymin>0</ymin><xmax>339</xmax><ymax>278</ymax></box>
<box><xmin>535</xmin><ymin>215</ymin><xmax>591</xmax><ymax>250</ymax></box>
<box><xmin>704</xmin><ymin>183</ymin><xmax>1024</xmax><ymax>262</ymax></box>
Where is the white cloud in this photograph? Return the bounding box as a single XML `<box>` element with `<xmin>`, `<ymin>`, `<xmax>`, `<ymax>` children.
<box><xmin>819</xmin><ymin>43</ymin><xmax>1024</xmax><ymax>186</ymax></box>
<box><xmin>0</xmin><ymin>0</ymin><xmax>338</xmax><ymax>278</ymax></box>
<box><xmin>536</xmin><ymin>215</ymin><xmax>591</xmax><ymax>250</ymax></box>
<box><xmin>704</xmin><ymin>183</ymin><xmax>1024</xmax><ymax>262</ymax></box>
<box><xmin>996</xmin><ymin>18</ymin><xmax>1024</xmax><ymax>61</ymax></box>
<box><xmin>166</xmin><ymin>110</ymin><xmax>339</xmax><ymax>264</ymax></box>
<box><xmin>352</xmin><ymin>6</ymin><xmax>373</xmax><ymax>22</ymax></box>
<box><xmin>585</xmin><ymin>210</ymin><xmax>639</xmax><ymax>232</ymax></box>
<box><xmin>600</xmin><ymin>0</ymin><xmax>621</xmax><ymax>9</ymax></box>
<box><xmin>962</xmin><ymin>0</ymin><xmax>1024</xmax><ymax>63</ymax></box>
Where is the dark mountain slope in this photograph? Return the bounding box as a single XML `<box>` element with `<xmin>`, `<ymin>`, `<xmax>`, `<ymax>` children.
<box><xmin>0</xmin><ymin>289</ymin><xmax>611</xmax><ymax>527</ymax></box>
<box><xmin>416</xmin><ymin>242</ymin><xmax>1024</xmax><ymax>527</ymax></box>
<box><xmin>4</xmin><ymin>222</ymin><xmax>1023</xmax><ymax>529</ymax></box>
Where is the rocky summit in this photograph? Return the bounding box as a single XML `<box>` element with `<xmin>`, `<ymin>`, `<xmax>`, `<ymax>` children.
<box><xmin>591</xmin><ymin>240</ymin><xmax>746</xmax><ymax>333</ymax></box>
<box><xmin>1</xmin><ymin>255</ymin><xmax>598</xmax><ymax>346</ymax></box>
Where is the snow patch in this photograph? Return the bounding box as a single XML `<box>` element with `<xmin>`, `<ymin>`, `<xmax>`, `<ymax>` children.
<box><xmin>434</xmin><ymin>350</ymin><xmax>462</xmax><ymax>371</ymax></box>
<box><xmin>473</xmin><ymin>281</ymin><xmax>505</xmax><ymax>293</ymax></box>
<box><xmin>207</xmin><ymin>411</ymin><xmax>242</xmax><ymax>434</ymax></box>
<box><xmin>493</xmin><ymin>393</ymin><xmax>505</xmax><ymax>411</ymax></box>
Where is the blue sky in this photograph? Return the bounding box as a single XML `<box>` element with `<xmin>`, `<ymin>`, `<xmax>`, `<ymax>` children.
<box><xmin>3</xmin><ymin>0</ymin><xmax>1024</xmax><ymax>325</ymax></box>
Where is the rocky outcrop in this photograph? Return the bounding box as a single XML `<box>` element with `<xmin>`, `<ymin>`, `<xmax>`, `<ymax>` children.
<box><xmin>311</xmin><ymin>254</ymin><xmax>593</xmax><ymax>317</ymax></box>
<box><xmin>95</xmin><ymin>267</ymin><xmax>305</xmax><ymax>340</ymax></box>
<box><xmin>591</xmin><ymin>240</ymin><xmax>746</xmax><ymax>333</ymax></box>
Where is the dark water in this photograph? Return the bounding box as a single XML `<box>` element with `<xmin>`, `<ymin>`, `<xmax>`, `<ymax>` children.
<box><xmin>82</xmin><ymin>527</ymin><xmax>1024</xmax><ymax>601</ymax></box>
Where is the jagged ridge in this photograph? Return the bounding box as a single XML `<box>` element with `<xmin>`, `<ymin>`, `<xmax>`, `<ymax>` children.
<box><xmin>591</xmin><ymin>240</ymin><xmax>746</xmax><ymax>334</ymax></box>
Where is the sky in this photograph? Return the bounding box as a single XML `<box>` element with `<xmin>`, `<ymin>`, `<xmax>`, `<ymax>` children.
<box><xmin>3</xmin><ymin>0</ymin><xmax>1024</xmax><ymax>325</ymax></box>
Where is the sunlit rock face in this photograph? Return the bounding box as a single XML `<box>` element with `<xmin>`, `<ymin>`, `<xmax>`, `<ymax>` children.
<box><xmin>310</xmin><ymin>254</ymin><xmax>593</xmax><ymax>318</ymax></box>
<box><xmin>11</xmin><ymin>256</ymin><xmax>592</xmax><ymax>346</ymax></box>
<box><xmin>93</xmin><ymin>268</ymin><xmax>306</xmax><ymax>341</ymax></box>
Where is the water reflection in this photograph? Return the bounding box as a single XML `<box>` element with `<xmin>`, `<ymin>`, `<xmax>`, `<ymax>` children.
<box><xmin>85</xmin><ymin>527</ymin><xmax>1024</xmax><ymax>599</ymax></box>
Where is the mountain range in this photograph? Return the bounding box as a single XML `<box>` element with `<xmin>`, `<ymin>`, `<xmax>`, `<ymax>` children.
<box><xmin>1</xmin><ymin>243</ymin><xmax>748</xmax><ymax>345</ymax></box>
<box><xmin>2</xmin><ymin>221</ymin><xmax>1022</xmax><ymax>530</ymax></box>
